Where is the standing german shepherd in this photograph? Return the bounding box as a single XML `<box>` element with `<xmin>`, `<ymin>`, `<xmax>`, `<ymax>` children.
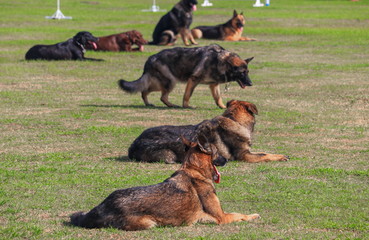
<box><xmin>129</xmin><ymin>100</ymin><xmax>289</xmax><ymax>163</ymax></box>
<box><xmin>150</xmin><ymin>0</ymin><xmax>198</xmax><ymax>46</ymax></box>
<box><xmin>191</xmin><ymin>10</ymin><xmax>256</xmax><ymax>41</ymax></box>
<box><xmin>70</xmin><ymin>134</ymin><xmax>260</xmax><ymax>230</ymax></box>
<box><xmin>118</xmin><ymin>44</ymin><xmax>254</xmax><ymax>109</ymax></box>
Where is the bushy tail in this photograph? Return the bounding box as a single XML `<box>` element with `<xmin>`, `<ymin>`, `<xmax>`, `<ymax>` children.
<box><xmin>118</xmin><ymin>76</ymin><xmax>148</xmax><ymax>93</ymax></box>
<box><xmin>70</xmin><ymin>210</ymin><xmax>103</xmax><ymax>229</ymax></box>
<box><xmin>149</xmin><ymin>30</ymin><xmax>176</xmax><ymax>45</ymax></box>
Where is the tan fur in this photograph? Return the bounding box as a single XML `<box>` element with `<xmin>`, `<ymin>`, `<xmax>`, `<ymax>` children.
<box><xmin>71</xmin><ymin>135</ymin><xmax>260</xmax><ymax>230</ymax></box>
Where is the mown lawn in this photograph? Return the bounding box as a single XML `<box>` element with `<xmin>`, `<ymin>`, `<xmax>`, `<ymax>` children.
<box><xmin>0</xmin><ymin>0</ymin><xmax>368</xmax><ymax>239</ymax></box>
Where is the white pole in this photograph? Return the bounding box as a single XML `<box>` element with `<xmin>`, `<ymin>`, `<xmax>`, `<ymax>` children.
<box><xmin>45</xmin><ymin>0</ymin><xmax>72</xmax><ymax>19</ymax></box>
<box><xmin>201</xmin><ymin>0</ymin><xmax>213</xmax><ymax>7</ymax></box>
<box><xmin>253</xmin><ymin>0</ymin><xmax>264</xmax><ymax>7</ymax></box>
<box><xmin>142</xmin><ymin>0</ymin><xmax>166</xmax><ymax>12</ymax></box>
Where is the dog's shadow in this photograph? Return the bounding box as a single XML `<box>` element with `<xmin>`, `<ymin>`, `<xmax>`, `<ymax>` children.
<box><xmin>108</xmin><ymin>155</ymin><xmax>134</xmax><ymax>162</ymax></box>
<box><xmin>80</xmin><ymin>104</ymin><xmax>172</xmax><ymax>110</ymax></box>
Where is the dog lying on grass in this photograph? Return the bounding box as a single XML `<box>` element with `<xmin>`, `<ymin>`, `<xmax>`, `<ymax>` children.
<box><xmin>129</xmin><ymin>100</ymin><xmax>289</xmax><ymax>163</ymax></box>
<box><xmin>85</xmin><ymin>30</ymin><xmax>147</xmax><ymax>52</ymax></box>
<box><xmin>191</xmin><ymin>10</ymin><xmax>256</xmax><ymax>41</ymax></box>
<box><xmin>25</xmin><ymin>31</ymin><xmax>102</xmax><ymax>61</ymax></box>
<box><xmin>70</xmin><ymin>132</ymin><xmax>260</xmax><ymax>230</ymax></box>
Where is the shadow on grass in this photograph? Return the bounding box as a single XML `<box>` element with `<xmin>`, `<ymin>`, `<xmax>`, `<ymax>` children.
<box><xmin>106</xmin><ymin>155</ymin><xmax>176</xmax><ymax>164</ymax></box>
<box><xmin>80</xmin><ymin>104</ymin><xmax>170</xmax><ymax>110</ymax></box>
<box><xmin>105</xmin><ymin>155</ymin><xmax>135</xmax><ymax>162</ymax></box>
<box><xmin>80</xmin><ymin>104</ymin><xmax>218</xmax><ymax>111</ymax></box>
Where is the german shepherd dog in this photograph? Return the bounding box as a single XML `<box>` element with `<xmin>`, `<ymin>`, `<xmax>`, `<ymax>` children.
<box><xmin>85</xmin><ymin>30</ymin><xmax>147</xmax><ymax>52</ymax></box>
<box><xmin>70</xmin><ymin>133</ymin><xmax>260</xmax><ymax>230</ymax></box>
<box><xmin>191</xmin><ymin>10</ymin><xmax>256</xmax><ymax>41</ymax></box>
<box><xmin>118</xmin><ymin>44</ymin><xmax>254</xmax><ymax>109</ymax></box>
<box><xmin>150</xmin><ymin>0</ymin><xmax>198</xmax><ymax>46</ymax></box>
<box><xmin>129</xmin><ymin>100</ymin><xmax>289</xmax><ymax>163</ymax></box>
<box><xmin>25</xmin><ymin>31</ymin><xmax>102</xmax><ymax>61</ymax></box>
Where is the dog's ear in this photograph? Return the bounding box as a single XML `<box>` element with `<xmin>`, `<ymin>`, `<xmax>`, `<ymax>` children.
<box><xmin>240</xmin><ymin>12</ymin><xmax>244</xmax><ymax>16</ymax></box>
<box><xmin>245</xmin><ymin>57</ymin><xmax>254</xmax><ymax>64</ymax></box>
<box><xmin>226</xmin><ymin>99</ymin><xmax>237</xmax><ymax>108</ymax></box>
<box><xmin>182</xmin><ymin>136</ymin><xmax>196</xmax><ymax>148</ymax></box>
<box><xmin>197</xmin><ymin>134</ymin><xmax>212</xmax><ymax>154</ymax></box>
<box><xmin>245</xmin><ymin>102</ymin><xmax>258</xmax><ymax>116</ymax></box>
<box><xmin>233</xmin><ymin>10</ymin><xmax>238</xmax><ymax>17</ymax></box>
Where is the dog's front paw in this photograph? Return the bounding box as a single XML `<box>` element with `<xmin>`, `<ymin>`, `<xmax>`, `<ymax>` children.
<box><xmin>243</xmin><ymin>213</ymin><xmax>260</xmax><ymax>221</ymax></box>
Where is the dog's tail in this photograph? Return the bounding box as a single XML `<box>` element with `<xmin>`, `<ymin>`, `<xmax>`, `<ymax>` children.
<box><xmin>118</xmin><ymin>74</ymin><xmax>149</xmax><ymax>93</ymax></box>
<box><xmin>191</xmin><ymin>28</ymin><xmax>202</xmax><ymax>39</ymax></box>
<box><xmin>148</xmin><ymin>30</ymin><xmax>176</xmax><ymax>45</ymax></box>
<box><xmin>70</xmin><ymin>209</ymin><xmax>104</xmax><ymax>229</ymax></box>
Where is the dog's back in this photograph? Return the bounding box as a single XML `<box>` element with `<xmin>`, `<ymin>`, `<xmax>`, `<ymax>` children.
<box><xmin>25</xmin><ymin>40</ymin><xmax>72</xmax><ymax>60</ymax></box>
<box><xmin>129</xmin><ymin>124</ymin><xmax>197</xmax><ymax>163</ymax></box>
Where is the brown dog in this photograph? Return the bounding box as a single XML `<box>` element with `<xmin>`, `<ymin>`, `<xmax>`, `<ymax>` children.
<box><xmin>70</xmin><ymin>133</ymin><xmax>260</xmax><ymax>230</ymax></box>
<box><xmin>191</xmin><ymin>10</ymin><xmax>256</xmax><ymax>41</ymax></box>
<box><xmin>86</xmin><ymin>30</ymin><xmax>147</xmax><ymax>52</ymax></box>
<box><xmin>129</xmin><ymin>100</ymin><xmax>289</xmax><ymax>163</ymax></box>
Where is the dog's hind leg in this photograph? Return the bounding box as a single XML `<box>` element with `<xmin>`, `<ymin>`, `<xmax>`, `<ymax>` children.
<box><xmin>183</xmin><ymin>78</ymin><xmax>199</xmax><ymax>108</ymax></box>
<box><xmin>209</xmin><ymin>84</ymin><xmax>226</xmax><ymax>109</ymax></box>
<box><xmin>142</xmin><ymin>91</ymin><xmax>155</xmax><ymax>107</ymax></box>
<box><xmin>161</xmin><ymin>89</ymin><xmax>180</xmax><ymax>108</ymax></box>
<box><xmin>124</xmin><ymin>216</ymin><xmax>157</xmax><ymax>231</ymax></box>
<box><xmin>240</xmin><ymin>152</ymin><xmax>289</xmax><ymax>163</ymax></box>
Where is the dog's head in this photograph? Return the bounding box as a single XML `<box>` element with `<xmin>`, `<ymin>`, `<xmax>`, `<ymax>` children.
<box><xmin>231</xmin><ymin>10</ymin><xmax>245</xmax><ymax>30</ymax></box>
<box><xmin>181</xmin><ymin>0</ymin><xmax>198</xmax><ymax>11</ymax></box>
<box><xmin>218</xmin><ymin>51</ymin><xmax>254</xmax><ymax>88</ymax></box>
<box><xmin>73</xmin><ymin>31</ymin><xmax>98</xmax><ymax>50</ymax></box>
<box><xmin>223</xmin><ymin>100</ymin><xmax>258</xmax><ymax>128</ymax></box>
<box><xmin>182</xmin><ymin>127</ymin><xmax>227</xmax><ymax>184</ymax></box>
<box><xmin>127</xmin><ymin>30</ymin><xmax>148</xmax><ymax>51</ymax></box>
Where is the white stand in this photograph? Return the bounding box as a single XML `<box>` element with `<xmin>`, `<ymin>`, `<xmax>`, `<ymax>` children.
<box><xmin>201</xmin><ymin>0</ymin><xmax>213</xmax><ymax>7</ymax></box>
<box><xmin>253</xmin><ymin>0</ymin><xmax>264</xmax><ymax>7</ymax></box>
<box><xmin>45</xmin><ymin>0</ymin><xmax>72</xmax><ymax>19</ymax></box>
<box><xmin>142</xmin><ymin>0</ymin><xmax>166</xmax><ymax>12</ymax></box>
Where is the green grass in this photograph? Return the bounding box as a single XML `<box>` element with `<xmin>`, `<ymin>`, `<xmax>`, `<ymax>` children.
<box><xmin>1</xmin><ymin>0</ymin><xmax>368</xmax><ymax>239</ymax></box>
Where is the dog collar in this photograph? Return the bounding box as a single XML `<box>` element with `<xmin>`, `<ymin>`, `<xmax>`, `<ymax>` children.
<box><xmin>76</xmin><ymin>41</ymin><xmax>86</xmax><ymax>53</ymax></box>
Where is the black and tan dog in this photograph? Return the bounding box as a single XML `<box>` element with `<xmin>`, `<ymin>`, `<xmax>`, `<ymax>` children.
<box><xmin>150</xmin><ymin>0</ymin><xmax>198</xmax><ymax>46</ymax></box>
<box><xmin>191</xmin><ymin>10</ymin><xmax>256</xmax><ymax>41</ymax></box>
<box><xmin>70</xmin><ymin>133</ymin><xmax>260</xmax><ymax>230</ymax></box>
<box><xmin>129</xmin><ymin>100</ymin><xmax>289</xmax><ymax>163</ymax></box>
<box><xmin>118</xmin><ymin>44</ymin><xmax>253</xmax><ymax>109</ymax></box>
<box><xmin>25</xmin><ymin>31</ymin><xmax>102</xmax><ymax>61</ymax></box>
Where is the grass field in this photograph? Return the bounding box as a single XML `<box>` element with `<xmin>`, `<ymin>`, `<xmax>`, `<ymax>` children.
<box><xmin>1</xmin><ymin>0</ymin><xmax>368</xmax><ymax>239</ymax></box>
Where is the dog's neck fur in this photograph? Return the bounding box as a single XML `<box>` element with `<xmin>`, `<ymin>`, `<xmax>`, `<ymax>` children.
<box><xmin>222</xmin><ymin>107</ymin><xmax>255</xmax><ymax>132</ymax></box>
<box><xmin>180</xmin><ymin>150</ymin><xmax>214</xmax><ymax>184</ymax></box>
<box><xmin>223</xmin><ymin>19</ymin><xmax>239</xmax><ymax>33</ymax></box>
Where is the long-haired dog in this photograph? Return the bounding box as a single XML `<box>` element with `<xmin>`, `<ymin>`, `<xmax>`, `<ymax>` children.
<box><xmin>70</xmin><ymin>130</ymin><xmax>260</xmax><ymax>230</ymax></box>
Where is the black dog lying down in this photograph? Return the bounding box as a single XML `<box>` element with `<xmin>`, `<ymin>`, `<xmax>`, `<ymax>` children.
<box><xmin>25</xmin><ymin>31</ymin><xmax>102</xmax><ymax>61</ymax></box>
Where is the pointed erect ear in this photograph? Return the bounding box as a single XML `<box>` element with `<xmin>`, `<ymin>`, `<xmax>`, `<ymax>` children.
<box><xmin>197</xmin><ymin>135</ymin><xmax>212</xmax><ymax>154</ymax></box>
<box><xmin>182</xmin><ymin>136</ymin><xmax>196</xmax><ymax>148</ymax></box>
<box><xmin>245</xmin><ymin>57</ymin><xmax>254</xmax><ymax>64</ymax></box>
<box><xmin>233</xmin><ymin>10</ymin><xmax>238</xmax><ymax>17</ymax></box>
<box><xmin>240</xmin><ymin>12</ymin><xmax>244</xmax><ymax>16</ymax></box>
<box><xmin>226</xmin><ymin>99</ymin><xmax>237</xmax><ymax>108</ymax></box>
<box><xmin>245</xmin><ymin>102</ymin><xmax>258</xmax><ymax>115</ymax></box>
